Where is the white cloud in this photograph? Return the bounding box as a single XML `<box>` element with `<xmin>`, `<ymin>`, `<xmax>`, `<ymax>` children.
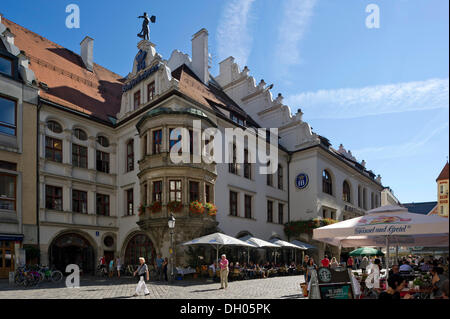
<box><xmin>353</xmin><ymin>120</ymin><xmax>449</xmax><ymax>161</ymax></box>
<box><xmin>277</xmin><ymin>0</ymin><xmax>317</xmax><ymax>66</ymax></box>
<box><xmin>285</xmin><ymin>78</ymin><xmax>449</xmax><ymax>119</ymax></box>
<box><xmin>216</xmin><ymin>0</ymin><xmax>256</xmax><ymax>67</ymax></box>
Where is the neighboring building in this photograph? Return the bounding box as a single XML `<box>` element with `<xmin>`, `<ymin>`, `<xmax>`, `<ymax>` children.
<box><xmin>381</xmin><ymin>186</ymin><xmax>400</xmax><ymax>206</ymax></box>
<box><xmin>1</xmin><ymin>16</ymin><xmax>385</xmax><ymax>270</ymax></box>
<box><xmin>402</xmin><ymin>202</ymin><xmax>437</xmax><ymax>215</ymax></box>
<box><xmin>402</xmin><ymin>161</ymin><xmax>449</xmax><ymax>218</ymax></box>
<box><xmin>0</xmin><ymin>15</ymin><xmax>39</xmax><ymax>278</ymax></box>
<box><xmin>432</xmin><ymin>161</ymin><xmax>449</xmax><ymax>217</ymax></box>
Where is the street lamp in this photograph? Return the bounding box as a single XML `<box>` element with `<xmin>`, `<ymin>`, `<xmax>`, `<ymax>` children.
<box><xmin>168</xmin><ymin>214</ymin><xmax>176</xmax><ymax>283</ymax></box>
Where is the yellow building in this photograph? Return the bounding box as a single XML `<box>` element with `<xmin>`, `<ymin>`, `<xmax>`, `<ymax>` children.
<box><xmin>0</xmin><ymin>15</ymin><xmax>39</xmax><ymax>278</ymax></box>
<box><xmin>435</xmin><ymin>162</ymin><xmax>449</xmax><ymax>217</ymax></box>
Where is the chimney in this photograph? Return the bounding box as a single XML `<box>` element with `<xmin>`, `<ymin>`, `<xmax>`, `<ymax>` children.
<box><xmin>80</xmin><ymin>36</ymin><xmax>94</xmax><ymax>72</ymax></box>
<box><xmin>191</xmin><ymin>29</ymin><xmax>209</xmax><ymax>84</ymax></box>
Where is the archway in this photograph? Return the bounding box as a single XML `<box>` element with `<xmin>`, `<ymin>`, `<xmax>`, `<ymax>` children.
<box><xmin>123</xmin><ymin>233</ymin><xmax>156</xmax><ymax>267</ymax></box>
<box><xmin>49</xmin><ymin>232</ymin><xmax>95</xmax><ymax>274</ymax></box>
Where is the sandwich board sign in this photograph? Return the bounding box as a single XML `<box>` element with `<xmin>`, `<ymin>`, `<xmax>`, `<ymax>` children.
<box><xmin>316</xmin><ymin>267</ymin><xmax>354</xmax><ymax>299</ymax></box>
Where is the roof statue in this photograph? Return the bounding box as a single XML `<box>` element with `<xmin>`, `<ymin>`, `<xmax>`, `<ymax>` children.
<box><xmin>137</xmin><ymin>12</ymin><xmax>156</xmax><ymax>41</ymax></box>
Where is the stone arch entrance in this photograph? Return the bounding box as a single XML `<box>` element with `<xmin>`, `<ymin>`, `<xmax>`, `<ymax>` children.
<box><xmin>122</xmin><ymin>233</ymin><xmax>156</xmax><ymax>267</ymax></box>
<box><xmin>49</xmin><ymin>232</ymin><xmax>95</xmax><ymax>274</ymax></box>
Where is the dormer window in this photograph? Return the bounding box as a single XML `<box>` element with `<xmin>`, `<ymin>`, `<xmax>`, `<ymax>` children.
<box><xmin>147</xmin><ymin>82</ymin><xmax>155</xmax><ymax>102</ymax></box>
<box><xmin>0</xmin><ymin>56</ymin><xmax>13</xmax><ymax>76</ymax></box>
<box><xmin>231</xmin><ymin>113</ymin><xmax>245</xmax><ymax>126</ymax></box>
<box><xmin>47</xmin><ymin>120</ymin><xmax>63</xmax><ymax>134</ymax></box>
<box><xmin>134</xmin><ymin>90</ymin><xmax>141</xmax><ymax>109</ymax></box>
<box><xmin>97</xmin><ymin>136</ymin><xmax>109</xmax><ymax>147</ymax></box>
<box><xmin>73</xmin><ymin>128</ymin><xmax>87</xmax><ymax>141</ymax></box>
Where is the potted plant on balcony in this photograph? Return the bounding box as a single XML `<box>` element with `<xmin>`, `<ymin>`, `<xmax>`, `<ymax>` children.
<box><xmin>148</xmin><ymin>201</ymin><xmax>162</xmax><ymax>214</ymax></box>
<box><xmin>138</xmin><ymin>204</ymin><xmax>146</xmax><ymax>216</ymax></box>
<box><xmin>167</xmin><ymin>200</ymin><xmax>183</xmax><ymax>213</ymax></box>
<box><xmin>189</xmin><ymin>200</ymin><xmax>204</xmax><ymax>215</ymax></box>
<box><xmin>204</xmin><ymin>202</ymin><xmax>217</xmax><ymax>216</ymax></box>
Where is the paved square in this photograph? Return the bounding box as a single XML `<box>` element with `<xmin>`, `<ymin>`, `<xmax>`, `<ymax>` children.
<box><xmin>0</xmin><ymin>275</ymin><xmax>306</xmax><ymax>299</ymax></box>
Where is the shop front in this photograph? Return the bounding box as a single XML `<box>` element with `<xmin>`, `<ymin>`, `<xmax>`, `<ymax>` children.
<box><xmin>0</xmin><ymin>234</ymin><xmax>23</xmax><ymax>278</ymax></box>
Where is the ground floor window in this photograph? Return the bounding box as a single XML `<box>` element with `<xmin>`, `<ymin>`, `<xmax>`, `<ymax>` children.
<box><xmin>124</xmin><ymin>234</ymin><xmax>155</xmax><ymax>266</ymax></box>
<box><xmin>0</xmin><ymin>241</ymin><xmax>15</xmax><ymax>278</ymax></box>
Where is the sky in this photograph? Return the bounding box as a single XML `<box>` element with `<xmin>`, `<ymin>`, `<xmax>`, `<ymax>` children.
<box><xmin>2</xmin><ymin>0</ymin><xmax>448</xmax><ymax>203</ymax></box>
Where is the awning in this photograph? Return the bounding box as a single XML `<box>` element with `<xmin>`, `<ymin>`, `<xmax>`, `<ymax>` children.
<box><xmin>0</xmin><ymin>234</ymin><xmax>24</xmax><ymax>241</ymax></box>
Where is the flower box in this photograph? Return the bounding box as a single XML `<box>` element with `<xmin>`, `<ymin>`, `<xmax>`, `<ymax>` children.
<box><xmin>189</xmin><ymin>201</ymin><xmax>204</xmax><ymax>215</ymax></box>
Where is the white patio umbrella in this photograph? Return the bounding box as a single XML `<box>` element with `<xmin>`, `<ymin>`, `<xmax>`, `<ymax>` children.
<box><xmin>181</xmin><ymin>232</ymin><xmax>254</xmax><ymax>264</ymax></box>
<box><xmin>239</xmin><ymin>235</ymin><xmax>281</xmax><ymax>264</ymax></box>
<box><xmin>313</xmin><ymin>205</ymin><xmax>449</xmax><ymax>277</ymax></box>
<box><xmin>269</xmin><ymin>238</ymin><xmax>307</xmax><ymax>264</ymax></box>
<box><xmin>291</xmin><ymin>240</ymin><xmax>315</xmax><ymax>264</ymax></box>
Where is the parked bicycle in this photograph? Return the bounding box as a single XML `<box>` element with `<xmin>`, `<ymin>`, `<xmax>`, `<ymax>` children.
<box><xmin>38</xmin><ymin>265</ymin><xmax>63</xmax><ymax>283</ymax></box>
<box><xmin>95</xmin><ymin>264</ymin><xmax>108</xmax><ymax>277</ymax></box>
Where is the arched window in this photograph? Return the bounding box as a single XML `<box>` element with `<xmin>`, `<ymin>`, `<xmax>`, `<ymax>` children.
<box><xmin>97</xmin><ymin>135</ymin><xmax>109</xmax><ymax>147</ymax></box>
<box><xmin>363</xmin><ymin>188</ymin><xmax>367</xmax><ymax>210</ymax></box>
<box><xmin>47</xmin><ymin>120</ymin><xmax>62</xmax><ymax>133</ymax></box>
<box><xmin>358</xmin><ymin>186</ymin><xmax>362</xmax><ymax>208</ymax></box>
<box><xmin>371</xmin><ymin>192</ymin><xmax>375</xmax><ymax>209</ymax></box>
<box><xmin>322</xmin><ymin>170</ymin><xmax>333</xmax><ymax>195</ymax></box>
<box><xmin>73</xmin><ymin>128</ymin><xmax>87</xmax><ymax>141</ymax></box>
<box><xmin>278</xmin><ymin>165</ymin><xmax>283</xmax><ymax>190</ymax></box>
<box><xmin>124</xmin><ymin>234</ymin><xmax>155</xmax><ymax>266</ymax></box>
<box><xmin>343</xmin><ymin>181</ymin><xmax>351</xmax><ymax>203</ymax></box>
<box><xmin>126</xmin><ymin>140</ymin><xmax>134</xmax><ymax>172</ymax></box>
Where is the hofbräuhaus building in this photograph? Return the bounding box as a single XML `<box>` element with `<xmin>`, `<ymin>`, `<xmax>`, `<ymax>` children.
<box><xmin>0</xmin><ymin>16</ymin><xmax>383</xmax><ymax>275</ymax></box>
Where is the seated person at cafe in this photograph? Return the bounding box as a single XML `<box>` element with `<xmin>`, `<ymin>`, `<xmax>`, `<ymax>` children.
<box><xmin>248</xmin><ymin>262</ymin><xmax>257</xmax><ymax>278</ymax></box>
<box><xmin>420</xmin><ymin>260</ymin><xmax>432</xmax><ymax>272</ymax></box>
<box><xmin>441</xmin><ymin>280</ymin><xmax>449</xmax><ymax>299</ymax></box>
<box><xmin>378</xmin><ymin>274</ymin><xmax>412</xmax><ymax>300</ymax></box>
<box><xmin>389</xmin><ymin>264</ymin><xmax>400</xmax><ymax>276</ymax></box>
<box><xmin>321</xmin><ymin>255</ymin><xmax>330</xmax><ymax>268</ymax></box>
<box><xmin>431</xmin><ymin>267</ymin><xmax>448</xmax><ymax>299</ymax></box>
<box><xmin>399</xmin><ymin>260</ymin><xmax>413</xmax><ymax>273</ymax></box>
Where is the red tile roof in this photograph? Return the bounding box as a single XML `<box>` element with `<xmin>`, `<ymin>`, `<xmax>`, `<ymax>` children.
<box><xmin>2</xmin><ymin>17</ymin><xmax>124</xmax><ymax>123</ymax></box>
<box><xmin>437</xmin><ymin>162</ymin><xmax>449</xmax><ymax>181</ymax></box>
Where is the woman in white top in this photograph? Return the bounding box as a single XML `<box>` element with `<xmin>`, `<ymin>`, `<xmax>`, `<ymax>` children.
<box><xmin>133</xmin><ymin>257</ymin><xmax>150</xmax><ymax>297</ymax></box>
<box><xmin>365</xmin><ymin>258</ymin><xmax>381</xmax><ymax>291</ymax></box>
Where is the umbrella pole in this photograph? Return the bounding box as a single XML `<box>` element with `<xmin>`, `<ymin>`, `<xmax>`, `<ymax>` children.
<box><xmin>395</xmin><ymin>245</ymin><xmax>399</xmax><ymax>265</ymax></box>
<box><xmin>248</xmin><ymin>247</ymin><xmax>250</xmax><ymax>265</ymax></box>
<box><xmin>386</xmin><ymin>236</ymin><xmax>390</xmax><ymax>281</ymax></box>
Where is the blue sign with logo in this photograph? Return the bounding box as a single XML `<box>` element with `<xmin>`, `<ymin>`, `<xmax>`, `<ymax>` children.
<box><xmin>296</xmin><ymin>173</ymin><xmax>309</xmax><ymax>189</ymax></box>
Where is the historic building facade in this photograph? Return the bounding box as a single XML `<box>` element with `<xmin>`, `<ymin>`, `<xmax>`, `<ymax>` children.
<box><xmin>0</xmin><ymin>16</ymin><xmax>385</xmax><ymax>272</ymax></box>
<box><xmin>0</xmin><ymin>15</ymin><xmax>39</xmax><ymax>278</ymax></box>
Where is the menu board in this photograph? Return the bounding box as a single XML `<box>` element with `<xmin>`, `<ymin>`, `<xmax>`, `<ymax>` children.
<box><xmin>316</xmin><ymin>267</ymin><xmax>354</xmax><ymax>299</ymax></box>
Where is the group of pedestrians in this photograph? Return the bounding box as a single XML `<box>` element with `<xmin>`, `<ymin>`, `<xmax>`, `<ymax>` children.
<box><xmin>98</xmin><ymin>256</ymin><xmax>122</xmax><ymax>278</ymax></box>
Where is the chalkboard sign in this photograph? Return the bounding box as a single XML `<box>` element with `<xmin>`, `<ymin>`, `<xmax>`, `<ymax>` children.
<box><xmin>316</xmin><ymin>267</ymin><xmax>354</xmax><ymax>300</ymax></box>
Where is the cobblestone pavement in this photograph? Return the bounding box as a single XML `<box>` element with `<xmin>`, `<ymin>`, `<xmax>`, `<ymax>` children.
<box><xmin>0</xmin><ymin>275</ymin><xmax>306</xmax><ymax>299</ymax></box>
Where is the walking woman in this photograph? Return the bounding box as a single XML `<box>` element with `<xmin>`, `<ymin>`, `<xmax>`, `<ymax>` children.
<box><xmin>133</xmin><ymin>257</ymin><xmax>150</xmax><ymax>297</ymax></box>
<box><xmin>219</xmin><ymin>254</ymin><xmax>229</xmax><ymax>289</ymax></box>
<box><xmin>305</xmin><ymin>257</ymin><xmax>317</xmax><ymax>293</ymax></box>
<box><xmin>162</xmin><ymin>257</ymin><xmax>169</xmax><ymax>281</ymax></box>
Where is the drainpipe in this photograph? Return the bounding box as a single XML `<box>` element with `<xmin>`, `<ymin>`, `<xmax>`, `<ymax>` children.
<box><xmin>287</xmin><ymin>154</ymin><xmax>291</xmax><ymax>240</ymax></box>
<box><xmin>36</xmin><ymin>99</ymin><xmax>41</xmax><ymax>264</ymax></box>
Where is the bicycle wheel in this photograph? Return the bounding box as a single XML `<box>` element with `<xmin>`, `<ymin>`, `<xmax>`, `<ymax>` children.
<box><xmin>51</xmin><ymin>270</ymin><xmax>63</xmax><ymax>282</ymax></box>
<box><xmin>14</xmin><ymin>272</ymin><xmax>25</xmax><ymax>286</ymax></box>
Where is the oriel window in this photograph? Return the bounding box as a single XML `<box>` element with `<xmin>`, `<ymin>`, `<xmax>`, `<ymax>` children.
<box><xmin>152</xmin><ymin>130</ymin><xmax>162</xmax><ymax>154</ymax></box>
<box><xmin>152</xmin><ymin>181</ymin><xmax>162</xmax><ymax>202</ymax></box>
<box><xmin>169</xmin><ymin>180</ymin><xmax>182</xmax><ymax>202</ymax></box>
<box><xmin>189</xmin><ymin>181</ymin><xmax>199</xmax><ymax>202</ymax></box>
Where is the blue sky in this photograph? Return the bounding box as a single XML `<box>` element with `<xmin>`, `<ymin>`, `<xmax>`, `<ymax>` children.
<box><xmin>2</xmin><ymin>0</ymin><xmax>448</xmax><ymax>203</ymax></box>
